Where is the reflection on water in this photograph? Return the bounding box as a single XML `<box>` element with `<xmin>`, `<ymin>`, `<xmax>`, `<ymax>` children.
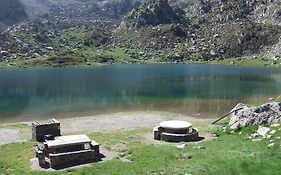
<box><xmin>0</xmin><ymin>64</ymin><xmax>281</xmax><ymax>123</ymax></box>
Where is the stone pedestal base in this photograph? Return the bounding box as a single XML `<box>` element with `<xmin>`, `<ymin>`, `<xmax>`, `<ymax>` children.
<box><xmin>153</xmin><ymin>126</ymin><xmax>199</xmax><ymax>142</ymax></box>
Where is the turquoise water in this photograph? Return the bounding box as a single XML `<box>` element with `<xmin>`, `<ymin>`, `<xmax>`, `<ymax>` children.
<box><xmin>1</xmin><ymin>64</ymin><xmax>281</xmax><ymax>123</ymax></box>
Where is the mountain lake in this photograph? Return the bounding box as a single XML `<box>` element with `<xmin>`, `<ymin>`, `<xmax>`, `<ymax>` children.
<box><xmin>1</xmin><ymin>64</ymin><xmax>281</xmax><ymax>123</ymax></box>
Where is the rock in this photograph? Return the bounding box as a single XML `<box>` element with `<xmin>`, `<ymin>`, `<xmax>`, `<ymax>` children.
<box><xmin>120</xmin><ymin>0</ymin><xmax>186</xmax><ymax>29</ymax></box>
<box><xmin>251</xmin><ymin>133</ymin><xmax>259</xmax><ymax>138</ymax></box>
<box><xmin>229</xmin><ymin>102</ymin><xmax>281</xmax><ymax>130</ymax></box>
<box><xmin>193</xmin><ymin>146</ymin><xmax>205</xmax><ymax>150</ymax></box>
<box><xmin>270</xmin><ymin>124</ymin><xmax>280</xmax><ymax>128</ymax></box>
<box><xmin>268</xmin><ymin>143</ymin><xmax>275</xmax><ymax>147</ymax></box>
<box><xmin>176</xmin><ymin>143</ymin><xmax>187</xmax><ymax>149</ymax></box>
<box><xmin>230</xmin><ymin>122</ymin><xmax>240</xmax><ymax>130</ymax></box>
<box><xmin>45</xmin><ymin>47</ymin><xmax>54</xmax><ymax>50</ymax></box>
<box><xmin>269</xmin><ymin>130</ymin><xmax>276</xmax><ymax>135</ymax></box>
<box><xmin>257</xmin><ymin>126</ymin><xmax>271</xmax><ymax>137</ymax></box>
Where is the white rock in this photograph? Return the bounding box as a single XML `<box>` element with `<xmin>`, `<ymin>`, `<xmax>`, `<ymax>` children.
<box><xmin>270</xmin><ymin>124</ymin><xmax>280</xmax><ymax>128</ymax></box>
<box><xmin>177</xmin><ymin>143</ymin><xmax>187</xmax><ymax>149</ymax></box>
<box><xmin>269</xmin><ymin>130</ymin><xmax>276</xmax><ymax>135</ymax></box>
<box><xmin>193</xmin><ymin>146</ymin><xmax>205</xmax><ymax>149</ymax></box>
<box><xmin>230</xmin><ymin>122</ymin><xmax>240</xmax><ymax>130</ymax></box>
<box><xmin>268</xmin><ymin>143</ymin><xmax>275</xmax><ymax>147</ymax></box>
<box><xmin>251</xmin><ymin>133</ymin><xmax>259</xmax><ymax>138</ymax></box>
<box><xmin>257</xmin><ymin>126</ymin><xmax>271</xmax><ymax>137</ymax></box>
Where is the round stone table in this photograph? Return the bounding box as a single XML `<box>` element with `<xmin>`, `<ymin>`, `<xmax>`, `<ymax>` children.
<box><xmin>159</xmin><ymin>120</ymin><xmax>192</xmax><ymax>134</ymax></box>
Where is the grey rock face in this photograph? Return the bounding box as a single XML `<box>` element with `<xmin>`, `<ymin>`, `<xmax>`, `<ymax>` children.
<box><xmin>229</xmin><ymin>102</ymin><xmax>281</xmax><ymax>130</ymax></box>
<box><xmin>121</xmin><ymin>0</ymin><xmax>186</xmax><ymax>28</ymax></box>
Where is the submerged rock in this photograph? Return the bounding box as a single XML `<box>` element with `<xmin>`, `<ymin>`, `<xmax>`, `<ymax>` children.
<box><xmin>229</xmin><ymin>102</ymin><xmax>281</xmax><ymax>130</ymax></box>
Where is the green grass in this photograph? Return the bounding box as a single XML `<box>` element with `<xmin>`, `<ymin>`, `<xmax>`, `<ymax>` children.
<box><xmin>215</xmin><ymin>57</ymin><xmax>271</xmax><ymax>67</ymax></box>
<box><xmin>2</xmin><ymin>53</ymin><xmax>281</xmax><ymax>70</ymax></box>
<box><xmin>0</xmin><ymin>123</ymin><xmax>29</xmax><ymax>130</ymax></box>
<box><xmin>0</xmin><ymin>123</ymin><xmax>280</xmax><ymax>175</ymax></box>
<box><xmin>1</xmin><ymin>48</ymin><xmax>281</xmax><ymax>69</ymax></box>
<box><xmin>0</xmin><ymin>51</ymin><xmax>104</xmax><ymax>69</ymax></box>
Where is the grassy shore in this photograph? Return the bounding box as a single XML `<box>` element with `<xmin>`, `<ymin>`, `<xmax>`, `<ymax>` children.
<box><xmin>1</xmin><ymin>46</ymin><xmax>281</xmax><ymax>69</ymax></box>
<box><xmin>0</xmin><ymin>112</ymin><xmax>280</xmax><ymax>175</ymax></box>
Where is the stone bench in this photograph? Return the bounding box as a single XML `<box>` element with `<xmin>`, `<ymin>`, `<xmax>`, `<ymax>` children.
<box><xmin>49</xmin><ymin>149</ymin><xmax>98</xmax><ymax>168</ymax></box>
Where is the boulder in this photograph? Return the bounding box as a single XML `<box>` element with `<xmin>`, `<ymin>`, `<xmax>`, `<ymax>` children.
<box><xmin>229</xmin><ymin>102</ymin><xmax>281</xmax><ymax>130</ymax></box>
<box><xmin>257</xmin><ymin>126</ymin><xmax>271</xmax><ymax>137</ymax></box>
<box><xmin>176</xmin><ymin>143</ymin><xmax>187</xmax><ymax>149</ymax></box>
<box><xmin>268</xmin><ymin>143</ymin><xmax>275</xmax><ymax>147</ymax></box>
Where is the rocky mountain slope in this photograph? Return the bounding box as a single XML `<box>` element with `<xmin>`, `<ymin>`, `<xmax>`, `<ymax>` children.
<box><xmin>119</xmin><ymin>0</ymin><xmax>281</xmax><ymax>62</ymax></box>
<box><xmin>1</xmin><ymin>0</ymin><xmax>281</xmax><ymax>66</ymax></box>
<box><xmin>121</xmin><ymin>0</ymin><xmax>186</xmax><ymax>28</ymax></box>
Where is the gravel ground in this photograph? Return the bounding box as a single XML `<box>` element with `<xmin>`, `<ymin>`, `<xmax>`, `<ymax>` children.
<box><xmin>0</xmin><ymin>111</ymin><xmax>202</xmax><ymax>145</ymax></box>
<box><xmin>0</xmin><ymin>128</ymin><xmax>21</xmax><ymax>145</ymax></box>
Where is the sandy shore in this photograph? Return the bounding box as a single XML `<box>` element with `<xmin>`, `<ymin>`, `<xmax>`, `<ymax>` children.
<box><xmin>0</xmin><ymin>111</ymin><xmax>212</xmax><ymax>145</ymax></box>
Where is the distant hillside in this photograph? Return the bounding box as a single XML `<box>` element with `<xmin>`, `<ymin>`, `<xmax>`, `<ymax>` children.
<box><xmin>0</xmin><ymin>0</ymin><xmax>28</xmax><ymax>25</ymax></box>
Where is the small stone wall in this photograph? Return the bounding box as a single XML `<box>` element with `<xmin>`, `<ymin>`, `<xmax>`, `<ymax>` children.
<box><xmin>49</xmin><ymin>150</ymin><xmax>97</xmax><ymax>168</ymax></box>
<box><xmin>161</xmin><ymin>128</ymin><xmax>199</xmax><ymax>142</ymax></box>
<box><xmin>154</xmin><ymin>127</ymin><xmax>199</xmax><ymax>142</ymax></box>
<box><xmin>32</xmin><ymin>119</ymin><xmax>61</xmax><ymax>142</ymax></box>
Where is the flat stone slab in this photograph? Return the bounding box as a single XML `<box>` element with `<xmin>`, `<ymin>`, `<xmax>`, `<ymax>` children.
<box><xmin>45</xmin><ymin>134</ymin><xmax>92</xmax><ymax>148</ymax></box>
<box><xmin>159</xmin><ymin>120</ymin><xmax>192</xmax><ymax>130</ymax></box>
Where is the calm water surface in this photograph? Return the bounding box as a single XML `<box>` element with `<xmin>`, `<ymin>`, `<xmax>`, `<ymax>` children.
<box><xmin>1</xmin><ymin>64</ymin><xmax>281</xmax><ymax>123</ymax></box>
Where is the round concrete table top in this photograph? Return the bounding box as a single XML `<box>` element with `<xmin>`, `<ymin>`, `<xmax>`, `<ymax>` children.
<box><xmin>159</xmin><ymin>120</ymin><xmax>192</xmax><ymax>130</ymax></box>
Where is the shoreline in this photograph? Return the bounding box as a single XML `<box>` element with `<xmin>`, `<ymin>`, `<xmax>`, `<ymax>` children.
<box><xmin>1</xmin><ymin>56</ymin><xmax>281</xmax><ymax>70</ymax></box>
<box><xmin>0</xmin><ymin>109</ymin><xmax>219</xmax><ymax>125</ymax></box>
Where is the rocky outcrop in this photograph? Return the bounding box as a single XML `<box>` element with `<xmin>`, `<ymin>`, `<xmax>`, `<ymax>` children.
<box><xmin>229</xmin><ymin>102</ymin><xmax>281</xmax><ymax>130</ymax></box>
<box><xmin>121</xmin><ymin>0</ymin><xmax>186</xmax><ymax>28</ymax></box>
<box><xmin>187</xmin><ymin>0</ymin><xmax>258</xmax><ymax>23</ymax></box>
<box><xmin>0</xmin><ymin>0</ymin><xmax>28</xmax><ymax>25</ymax></box>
